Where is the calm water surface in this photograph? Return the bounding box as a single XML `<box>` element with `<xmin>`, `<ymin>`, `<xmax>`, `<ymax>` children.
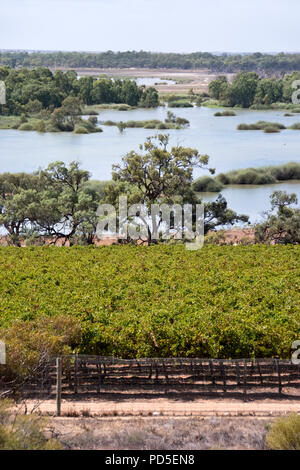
<box><xmin>1</xmin><ymin>106</ymin><xmax>299</xmax><ymax>221</ymax></box>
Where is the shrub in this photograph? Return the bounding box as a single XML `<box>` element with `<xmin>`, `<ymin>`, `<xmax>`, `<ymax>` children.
<box><xmin>168</xmin><ymin>100</ymin><xmax>193</xmax><ymax>108</ymax></box>
<box><xmin>0</xmin><ymin>315</ymin><xmax>82</xmax><ymax>388</ymax></box>
<box><xmin>214</xmin><ymin>110</ymin><xmax>236</xmax><ymax>116</ymax></box>
<box><xmin>88</xmin><ymin>116</ymin><xmax>98</xmax><ymax>125</ymax></box>
<box><xmin>18</xmin><ymin>123</ymin><xmax>33</xmax><ymax>131</ymax></box>
<box><xmin>289</xmin><ymin>122</ymin><xmax>300</xmax><ymax>130</ymax></box>
<box><xmin>237</xmin><ymin>121</ymin><xmax>285</xmax><ymax>131</ymax></box>
<box><xmin>0</xmin><ymin>400</ymin><xmax>62</xmax><ymax>450</ymax></box>
<box><xmin>117</xmin><ymin>104</ymin><xmax>131</xmax><ymax>111</ymax></box>
<box><xmin>143</xmin><ymin>122</ymin><xmax>156</xmax><ymax>129</ymax></box>
<box><xmin>175</xmin><ymin>117</ymin><xmax>190</xmax><ymax>126</ymax></box>
<box><xmin>74</xmin><ymin>126</ymin><xmax>89</xmax><ymax>134</ymax></box>
<box><xmin>263</xmin><ymin>126</ymin><xmax>280</xmax><ymax>133</ymax></box>
<box><xmin>192</xmin><ymin>176</ymin><xmax>223</xmax><ymax>192</ymax></box>
<box><xmin>266</xmin><ymin>414</ymin><xmax>300</xmax><ymax>450</ymax></box>
<box><xmin>156</xmin><ymin>123</ymin><xmax>167</xmax><ymax>129</ymax></box>
<box><xmin>35</xmin><ymin>120</ymin><xmax>46</xmax><ymax>133</ymax></box>
<box><xmin>103</xmin><ymin>120</ymin><xmax>116</xmax><ymax>126</ymax></box>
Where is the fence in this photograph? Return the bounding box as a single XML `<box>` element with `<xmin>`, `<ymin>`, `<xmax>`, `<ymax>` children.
<box><xmin>17</xmin><ymin>356</ymin><xmax>300</xmax><ymax>401</ymax></box>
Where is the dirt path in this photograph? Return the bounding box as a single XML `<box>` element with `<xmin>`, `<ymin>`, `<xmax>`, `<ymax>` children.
<box><xmin>25</xmin><ymin>397</ymin><xmax>300</xmax><ymax>417</ymax></box>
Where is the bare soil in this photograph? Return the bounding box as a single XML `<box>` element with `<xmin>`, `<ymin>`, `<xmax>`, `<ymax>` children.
<box><xmin>53</xmin><ymin>67</ymin><xmax>235</xmax><ymax>94</ymax></box>
<box><xmin>26</xmin><ymin>396</ymin><xmax>300</xmax><ymax>418</ymax></box>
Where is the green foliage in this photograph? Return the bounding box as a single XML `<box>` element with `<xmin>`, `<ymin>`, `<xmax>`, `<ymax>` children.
<box><xmin>193</xmin><ymin>176</ymin><xmax>224</xmax><ymax>192</ymax></box>
<box><xmin>138</xmin><ymin>87</ymin><xmax>159</xmax><ymax>108</ymax></box>
<box><xmin>168</xmin><ymin>100</ymin><xmax>193</xmax><ymax>108</ymax></box>
<box><xmin>0</xmin><ymin>315</ymin><xmax>82</xmax><ymax>385</ymax></box>
<box><xmin>255</xmin><ymin>191</ymin><xmax>300</xmax><ymax>245</ymax></box>
<box><xmin>0</xmin><ymin>245</ymin><xmax>298</xmax><ymax>359</ymax></box>
<box><xmin>3</xmin><ymin>51</ymin><xmax>300</xmax><ymax>73</ymax></box>
<box><xmin>266</xmin><ymin>414</ymin><xmax>300</xmax><ymax>450</ymax></box>
<box><xmin>237</xmin><ymin>121</ymin><xmax>286</xmax><ymax>131</ymax></box>
<box><xmin>35</xmin><ymin>120</ymin><xmax>46</xmax><ymax>133</ymax></box>
<box><xmin>209</xmin><ymin>76</ymin><xmax>229</xmax><ymax>100</ymax></box>
<box><xmin>193</xmin><ymin>163</ymin><xmax>300</xmax><ymax>189</ymax></box>
<box><xmin>74</xmin><ymin>126</ymin><xmax>89</xmax><ymax>134</ymax></box>
<box><xmin>222</xmin><ymin>72</ymin><xmax>259</xmax><ymax>108</ymax></box>
<box><xmin>0</xmin><ymin>66</ymin><xmax>159</xmax><ymax>119</ymax></box>
<box><xmin>18</xmin><ymin>123</ymin><xmax>33</xmax><ymax>131</ymax></box>
<box><xmin>214</xmin><ymin>110</ymin><xmax>236</xmax><ymax>116</ymax></box>
<box><xmin>101</xmin><ymin>116</ymin><xmax>189</xmax><ymax>130</ymax></box>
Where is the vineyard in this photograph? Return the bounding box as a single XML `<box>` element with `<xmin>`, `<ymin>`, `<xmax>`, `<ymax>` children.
<box><xmin>0</xmin><ymin>245</ymin><xmax>299</xmax><ymax>360</ymax></box>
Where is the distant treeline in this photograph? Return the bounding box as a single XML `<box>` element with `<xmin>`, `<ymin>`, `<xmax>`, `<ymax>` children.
<box><xmin>2</xmin><ymin>50</ymin><xmax>300</xmax><ymax>72</ymax></box>
<box><xmin>193</xmin><ymin>162</ymin><xmax>300</xmax><ymax>192</ymax></box>
<box><xmin>0</xmin><ymin>66</ymin><xmax>159</xmax><ymax>116</ymax></box>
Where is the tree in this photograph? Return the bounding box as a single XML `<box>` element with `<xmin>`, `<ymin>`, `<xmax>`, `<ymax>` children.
<box><xmin>0</xmin><ymin>173</ymin><xmax>41</xmax><ymax>246</ymax></box>
<box><xmin>107</xmin><ymin>135</ymin><xmax>247</xmax><ymax>243</ymax></box>
<box><xmin>32</xmin><ymin>161</ymin><xmax>96</xmax><ymax>245</ymax></box>
<box><xmin>255</xmin><ymin>191</ymin><xmax>300</xmax><ymax>244</ymax></box>
<box><xmin>254</xmin><ymin>78</ymin><xmax>283</xmax><ymax>105</ymax></box>
<box><xmin>208</xmin><ymin>75</ymin><xmax>228</xmax><ymax>100</ymax></box>
<box><xmin>50</xmin><ymin>96</ymin><xmax>82</xmax><ymax>131</ymax></box>
<box><xmin>139</xmin><ymin>87</ymin><xmax>159</xmax><ymax>108</ymax></box>
<box><xmin>224</xmin><ymin>72</ymin><xmax>259</xmax><ymax>108</ymax></box>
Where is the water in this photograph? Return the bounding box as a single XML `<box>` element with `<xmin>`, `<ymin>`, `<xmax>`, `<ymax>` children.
<box><xmin>0</xmin><ymin>106</ymin><xmax>300</xmax><ymax>221</ymax></box>
<box><xmin>135</xmin><ymin>77</ymin><xmax>176</xmax><ymax>87</ymax></box>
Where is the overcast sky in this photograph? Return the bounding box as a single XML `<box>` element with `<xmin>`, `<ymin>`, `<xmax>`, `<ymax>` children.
<box><xmin>1</xmin><ymin>0</ymin><xmax>299</xmax><ymax>53</ymax></box>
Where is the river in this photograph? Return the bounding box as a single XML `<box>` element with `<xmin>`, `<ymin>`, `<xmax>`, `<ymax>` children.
<box><xmin>0</xmin><ymin>105</ymin><xmax>300</xmax><ymax>222</ymax></box>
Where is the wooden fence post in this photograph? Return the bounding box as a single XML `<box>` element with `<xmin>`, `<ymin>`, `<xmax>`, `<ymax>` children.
<box><xmin>243</xmin><ymin>359</ymin><xmax>247</xmax><ymax>399</ymax></box>
<box><xmin>274</xmin><ymin>359</ymin><xmax>282</xmax><ymax>395</ymax></box>
<box><xmin>56</xmin><ymin>357</ymin><xmax>62</xmax><ymax>417</ymax></box>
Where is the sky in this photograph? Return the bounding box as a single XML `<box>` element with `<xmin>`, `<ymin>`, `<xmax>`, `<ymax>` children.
<box><xmin>1</xmin><ymin>0</ymin><xmax>300</xmax><ymax>53</ymax></box>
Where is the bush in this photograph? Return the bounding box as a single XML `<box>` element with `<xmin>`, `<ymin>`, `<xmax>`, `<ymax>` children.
<box><xmin>289</xmin><ymin>122</ymin><xmax>300</xmax><ymax>130</ymax></box>
<box><xmin>238</xmin><ymin>121</ymin><xmax>285</xmax><ymax>131</ymax></box>
<box><xmin>0</xmin><ymin>400</ymin><xmax>62</xmax><ymax>450</ymax></box>
<box><xmin>168</xmin><ymin>100</ymin><xmax>193</xmax><ymax>108</ymax></box>
<box><xmin>263</xmin><ymin>126</ymin><xmax>280</xmax><ymax>133</ymax></box>
<box><xmin>0</xmin><ymin>315</ymin><xmax>82</xmax><ymax>389</ymax></box>
<box><xmin>266</xmin><ymin>414</ymin><xmax>300</xmax><ymax>450</ymax></box>
<box><xmin>143</xmin><ymin>122</ymin><xmax>156</xmax><ymax>129</ymax></box>
<box><xmin>193</xmin><ymin>176</ymin><xmax>223</xmax><ymax>192</ymax></box>
<box><xmin>214</xmin><ymin>110</ymin><xmax>236</xmax><ymax>116</ymax></box>
<box><xmin>88</xmin><ymin>116</ymin><xmax>98</xmax><ymax>125</ymax></box>
<box><xmin>175</xmin><ymin>117</ymin><xmax>190</xmax><ymax>126</ymax></box>
<box><xmin>35</xmin><ymin>120</ymin><xmax>46</xmax><ymax>133</ymax></box>
<box><xmin>18</xmin><ymin>123</ymin><xmax>33</xmax><ymax>131</ymax></box>
<box><xmin>74</xmin><ymin>126</ymin><xmax>89</xmax><ymax>134</ymax></box>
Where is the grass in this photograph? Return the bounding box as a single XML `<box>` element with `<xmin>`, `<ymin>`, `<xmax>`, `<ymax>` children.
<box><xmin>214</xmin><ymin>110</ymin><xmax>236</xmax><ymax>116</ymax></box>
<box><xmin>0</xmin><ymin>114</ymin><xmax>102</xmax><ymax>134</ymax></box>
<box><xmin>56</xmin><ymin>417</ymin><xmax>269</xmax><ymax>450</ymax></box>
<box><xmin>168</xmin><ymin>100</ymin><xmax>193</xmax><ymax>108</ymax></box>
<box><xmin>101</xmin><ymin>117</ymin><xmax>189</xmax><ymax>130</ymax></box>
<box><xmin>193</xmin><ymin>162</ymin><xmax>300</xmax><ymax>190</ymax></box>
<box><xmin>237</xmin><ymin>121</ymin><xmax>286</xmax><ymax>131</ymax></box>
<box><xmin>83</xmin><ymin>103</ymin><xmax>136</xmax><ymax>112</ymax></box>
